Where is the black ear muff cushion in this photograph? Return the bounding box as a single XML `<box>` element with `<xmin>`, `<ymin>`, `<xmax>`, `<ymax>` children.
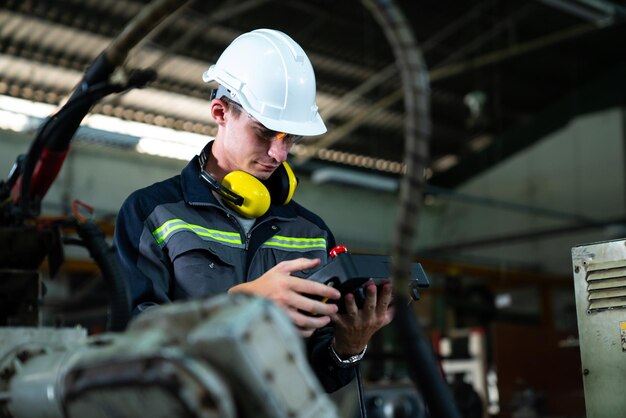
<box><xmin>263</xmin><ymin>162</ymin><xmax>297</xmax><ymax>205</ymax></box>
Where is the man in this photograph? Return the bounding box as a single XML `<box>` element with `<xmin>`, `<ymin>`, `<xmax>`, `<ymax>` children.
<box><xmin>114</xmin><ymin>28</ymin><xmax>393</xmax><ymax>393</ymax></box>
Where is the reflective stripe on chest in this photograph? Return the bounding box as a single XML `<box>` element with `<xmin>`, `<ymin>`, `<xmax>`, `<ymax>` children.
<box><xmin>152</xmin><ymin>218</ymin><xmax>243</xmax><ymax>248</ymax></box>
<box><xmin>262</xmin><ymin>235</ymin><xmax>327</xmax><ymax>252</ymax></box>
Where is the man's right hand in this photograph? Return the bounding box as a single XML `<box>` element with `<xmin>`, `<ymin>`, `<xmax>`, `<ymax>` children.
<box><xmin>228</xmin><ymin>258</ymin><xmax>341</xmax><ymax>337</ymax></box>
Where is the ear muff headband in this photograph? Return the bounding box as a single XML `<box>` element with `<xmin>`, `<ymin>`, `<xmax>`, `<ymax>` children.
<box><xmin>199</xmin><ymin>170</ymin><xmax>244</xmax><ymax>206</ymax></box>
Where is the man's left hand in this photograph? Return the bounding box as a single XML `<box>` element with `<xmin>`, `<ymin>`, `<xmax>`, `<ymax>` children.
<box><xmin>329</xmin><ymin>281</ymin><xmax>394</xmax><ymax>357</ymax></box>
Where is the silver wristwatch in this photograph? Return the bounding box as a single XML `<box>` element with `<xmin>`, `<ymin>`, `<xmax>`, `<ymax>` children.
<box><xmin>328</xmin><ymin>343</ymin><xmax>368</xmax><ymax>368</ymax></box>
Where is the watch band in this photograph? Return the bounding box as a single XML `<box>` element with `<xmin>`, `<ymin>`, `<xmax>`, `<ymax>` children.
<box><xmin>328</xmin><ymin>343</ymin><xmax>368</xmax><ymax>368</ymax></box>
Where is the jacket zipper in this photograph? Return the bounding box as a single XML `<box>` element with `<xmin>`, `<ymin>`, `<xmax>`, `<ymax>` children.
<box><xmin>245</xmin><ymin>232</ymin><xmax>251</xmax><ymax>250</ymax></box>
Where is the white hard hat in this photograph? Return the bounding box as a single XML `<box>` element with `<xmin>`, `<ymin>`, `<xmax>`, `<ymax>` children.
<box><xmin>202</xmin><ymin>29</ymin><xmax>326</xmax><ymax>136</ymax></box>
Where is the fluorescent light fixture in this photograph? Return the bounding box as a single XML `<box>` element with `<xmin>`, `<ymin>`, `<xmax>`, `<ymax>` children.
<box><xmin>0</xmin><ymin>95</ymin><xmax>57</xmax><ymax>133</ymax></box>
<box><xmin>468</xmin><ymin>135</ymin><xmax>493</xmax><ymax>152</ymax></box>
<box><xmin>0</xmin><ymin>94</ymin><xmax>57</xmax><ymax>118</ymax></box>
<box><xmin>432</xmin><ymin>154</ymin><xmax>458</xmax><ymax>173</ymax></box>
<box><xmin>84</xmin><ymin>114</ymin><xmax>212</xmax><ymax>160</ymax></box>
<box><xmin>495</xmin><ymin>293</ymin><xmax>512</xmax><ymax>308</ymax></box>
<box><xmin>0</xmin><ymin>94</ymin><xmax>212</xmax><ymax>161</ymax></box>
<box><xmin>0</xmin><ymin>109</ymin><xmax>35</xmax><ymax>132</ymax></box>
<box><xmin>311</xmin><ymin>166</ymin><xmax>399</xmax><ymax>192</ymax></box>
<box><xmin>136</xmin><ymin>137</ymin><xmax>206</xmax><ymax>161</ymax></box>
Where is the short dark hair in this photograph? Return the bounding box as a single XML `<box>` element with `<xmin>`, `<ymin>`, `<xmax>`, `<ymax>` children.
<box><xmin>221</xmin><ymin>96</ymin><xmax>243</xmax><ymax>118</ymax></box>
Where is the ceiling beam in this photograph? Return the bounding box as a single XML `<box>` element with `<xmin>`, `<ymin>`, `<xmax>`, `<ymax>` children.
<box><xmin>297</xmin><ymin>18</ymin><xmax>605</xmax><ymax>168</ymax></box>
<box><xmin>295</xmin><ymin>2</ymin><xmax>535</xmax><ymax>165</ymax></box>
<box><xmin>140</xmin><ymin>0</ymin><xmax>273</xmax><ymax>70</ymax></box>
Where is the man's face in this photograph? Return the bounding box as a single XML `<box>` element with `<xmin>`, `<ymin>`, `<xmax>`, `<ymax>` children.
<box><xmin>220</xmin><ymin>103</ymin><xmax>301</xmax><ymax>180</ymax></box>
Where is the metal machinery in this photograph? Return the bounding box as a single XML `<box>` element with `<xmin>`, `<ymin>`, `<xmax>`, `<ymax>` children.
<box><xmin>437</xmin><ymin>328</ymin><xmax>492</xmax><ymax>417</ymax></box>
<box><xmin>571</xmin><ymin>238</ymin><xmax>626</xmax><ymax>417</ymax></box>
<box><xmin>0</xmin><ymin>294</ymin><xmax>339</xmax><ymax>418</ymax></box>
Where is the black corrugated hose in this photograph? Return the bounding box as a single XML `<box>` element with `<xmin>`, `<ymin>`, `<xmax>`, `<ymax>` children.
<box><xmin>74</xmin><ymin>221</ymin><xmax>131</xmax><ymax>331</ymax></box>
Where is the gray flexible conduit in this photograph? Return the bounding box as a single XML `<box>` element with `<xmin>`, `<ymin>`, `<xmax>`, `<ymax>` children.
<box><xmin>360</xmin><ymin>0</ymin><xmax>430</xmax><ymax>303</ymax></box>
<box><xmin>360</xmin><ymin>1</ymin><xmax>463</xmax><ymax>417</ymax></box>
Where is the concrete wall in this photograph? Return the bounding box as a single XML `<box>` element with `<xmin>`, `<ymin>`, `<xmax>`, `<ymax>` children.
<box><xmin>0</xmin><ymin>130</ymin><xmax>186</xmax><ymax>217</ymax></box>
<box><xmin>419</xmin><ymin>108</ymin><xmax>625</xmax><ymax>274</ymax></box>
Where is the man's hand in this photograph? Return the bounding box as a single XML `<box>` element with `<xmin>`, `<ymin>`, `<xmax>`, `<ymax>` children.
<box><xmin>330</xmin><ymin>281</ymin><xmax>394</xmax><ymax>356</ymax></box>
<box><xmin>228</xmin><ymin>258</ymin><xmax>341</xmax><ymax>337</ymax></box>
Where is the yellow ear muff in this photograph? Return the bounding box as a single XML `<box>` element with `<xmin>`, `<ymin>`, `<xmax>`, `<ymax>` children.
<box><xmin>281</xmin><ymin>161</ymin><xmax>298</xmax><ymax>205</ymax></box>
<box><xmin>221</xmin><ymin>171</ymin><xmax>271</xmax><ymax>218</ymax></box>
<box><xmin>262</xmin><ymin>162</ymin><xmax>298</xmax><ymax>205</ymax></box>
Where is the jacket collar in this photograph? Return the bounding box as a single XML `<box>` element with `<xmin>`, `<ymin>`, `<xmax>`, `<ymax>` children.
<box><xmin>181</xmin><ymin>155</ymin><xmax>221</xmax><ymax>206</ymax></box>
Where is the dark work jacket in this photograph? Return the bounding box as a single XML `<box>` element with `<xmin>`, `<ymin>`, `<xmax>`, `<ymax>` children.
<box><xmin>113</xmin><ymin>155</ymin><xmax>355</xmax><ymax>392</ymax></box>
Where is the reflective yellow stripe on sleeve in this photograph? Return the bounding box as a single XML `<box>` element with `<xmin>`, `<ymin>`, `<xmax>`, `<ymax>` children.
<box><xmin>262</xmin><ymin>235</ymin><xmax>327</xmax><ymax>252</ymax></box>
<box><xmin>152</xmin><ymin>218</ymin><xmax>243</xmax><ymax>248</ymax></box>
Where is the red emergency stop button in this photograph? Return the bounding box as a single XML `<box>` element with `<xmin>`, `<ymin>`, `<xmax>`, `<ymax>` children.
<box><xmin>329</xmin><ymin>245</ymin><xmax>348</xmax><ymax>258</ymax></box>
